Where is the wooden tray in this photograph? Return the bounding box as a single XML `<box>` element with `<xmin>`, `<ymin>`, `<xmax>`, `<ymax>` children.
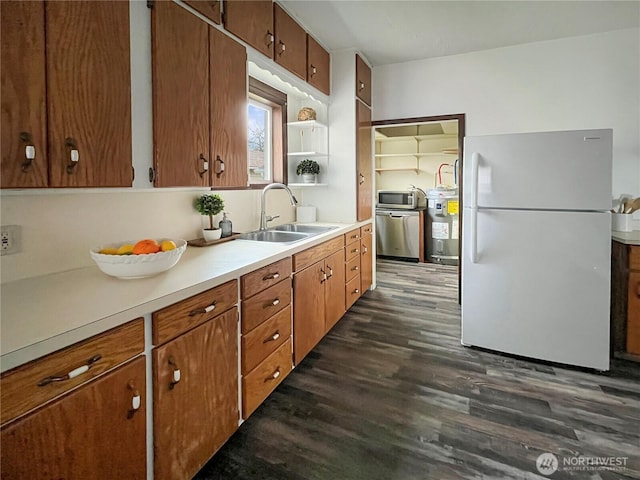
<box><xmin>187</xmin><ymin>233</ymin><xmax>242</xmax><ymax>247</ymax></box>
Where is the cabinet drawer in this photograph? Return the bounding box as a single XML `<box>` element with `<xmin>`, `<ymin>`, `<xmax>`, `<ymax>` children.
<box><xmin>360</xmin><ymin>224</ymin><xmax>373</xmax><ymax>236</ymax></box>
<box><xmin>242</xmin><ymin>305</ymin><xmax>291</xmax><ymax>374</ymax></box>
<box><xmin>153</xmin><ymin>279</ymin><xmax>237</xmax><ymax>345</ymax></box>
<box><xmin>346</xmin><ymin>255</ymin><xmax>361</xmax><ymax>282</ymax></box>
<box><xmin>241</xmin><ymin>257</ymin><xmax>292</xmax><ymax>299</ymax></box>
<box><xmin>1</xmin><ymin>318</ymin><xmax>144</xmax><ymax>426</ymax></box>
<box><xmin>346</xmin><ymin>275</ymin><xmax>361</xmax><ymax>310</ymax></box>
<box><xmin>344</xmin><ymin>228</ymin><xmax>361</xmax><ymax>245</ymax></box>
<box><xmin>345</xmin><ymin>240</ymin><xmax>361</xmax><ymax>262</ymax></box>
<box><xmin>242</xmin><ymin>338</ymin><xmax>292</xmax><ymax>419</ymax></box>
<box><xmin>293</xmin><ymin>236</ymin><xmax>343</xmax><ymax>272</ymax></box>
<box><xmin>241</xmin><ymin>279</ymin><xmax>291</xmax><ymax>334</ymax></box>
<box><xmin>630</xmin><ymin>246</ymin><xmax>640</xmax><ymax>271</ymax></box>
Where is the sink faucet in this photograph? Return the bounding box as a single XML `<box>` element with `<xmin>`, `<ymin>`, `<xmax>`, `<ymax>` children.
<box><xmin>260</xmin><ymin>183</ymin><xmax>298</xmax><ymax>230</ymax></box>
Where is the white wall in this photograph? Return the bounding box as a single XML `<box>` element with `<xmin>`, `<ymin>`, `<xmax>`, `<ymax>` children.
<box><xmin>372</xmin><ymin>28</ymin><xmax>640</xmax><ymax>199</ymax></box>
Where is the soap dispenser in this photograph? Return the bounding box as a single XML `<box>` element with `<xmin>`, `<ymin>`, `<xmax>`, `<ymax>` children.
<box><xmin>219</xmin><ymin>212</ymin><xmax>232</xmax><ymax>238</ymax></box>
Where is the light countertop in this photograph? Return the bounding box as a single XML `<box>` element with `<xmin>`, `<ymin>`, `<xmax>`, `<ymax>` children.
<box><xmin>0</xmin><ymin>222</ymin><xmax>367</xmax><ymax>372</ymax></box>
<box><xmin>612</xmin><ymin>230</ymin><xmax>640</xmax><ymax>245</ymax></box>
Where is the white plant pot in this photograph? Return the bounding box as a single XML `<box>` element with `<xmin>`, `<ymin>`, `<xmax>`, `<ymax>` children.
<box><xmin>301</xmin><ymin>173</ymin><xmax>317</xmax><ymax>184</ymax></box>
<box><xmin>203</xmin><ymin>228</ymin><xmax>222</xmax><ymax>242</ymax></box>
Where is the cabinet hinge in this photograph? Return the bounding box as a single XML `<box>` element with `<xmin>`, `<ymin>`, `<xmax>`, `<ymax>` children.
<box><xmin>148</xmin><ymin>167</ymin><xmax>156</xmax><ymax>183</ymax></box>
<box><xmin>147</xmin><ymin>0</ymin><xmax>154</xmax><ymax>9</ymax></box>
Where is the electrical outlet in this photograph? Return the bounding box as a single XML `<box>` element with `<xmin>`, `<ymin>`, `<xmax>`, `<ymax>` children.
<box><xmin>1</xmin><ymin>225</ymin><xmax>21</xmax><ymax>256</ymax></box>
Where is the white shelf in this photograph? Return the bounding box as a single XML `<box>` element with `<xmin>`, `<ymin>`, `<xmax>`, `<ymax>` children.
<box><xmin>374</xmin><ymin>152</ymin><xmax>457</xmax><ymax>158</ymax></box>
<box><xmin>288</xmin><ymin>151</ymin><xmax>328</xmax><ymax>157</ymax></box>
<box><xmin>287</xmin><ymin>183</ymin><xmax>328</xmax><ymax>187</ymax></box>
<box><xmin>287</xmin><ymin>120</ymin><xmax>327</xmax><ymax>129</ymax></box>
<box><xmin>374</xmin><ymin>133</ymin><xmax>458</xmax><ymax>142</ymax></box>
<box><xmin>375</xmin><ymin>168</ymin><xmax>421</xmax><ymax>174</ymax></box>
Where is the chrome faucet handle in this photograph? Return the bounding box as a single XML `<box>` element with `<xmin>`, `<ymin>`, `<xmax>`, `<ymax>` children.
<box><xmin>266</xmin><ymin>215</ymin><xmax>280</xmax><ymax>224</ymax></box>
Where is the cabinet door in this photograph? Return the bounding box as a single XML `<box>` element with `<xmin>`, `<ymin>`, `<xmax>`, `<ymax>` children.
<box><xmin>184</xmin><ymin>0</ymin><xmax>221</xmax><ymax>24</ymax></box>
<box><xmin>355</xmin><ymin>54</ymin><xmax>372</xmax><ymax>107</ymax></box>
<box><xmin>210</xmin><ymin>26</ymin><xmax>248</xmax><ymax>188</ymax></box>
<box><xmin>224</xmin><ymin>0</ymin><xmax>274</xmax><ymax>58</ymax></box>
<box><xmin>153</xmin><ymin>308</ymin><xmax>238</xmax><ymax>480</ymax></box>
<box><xmin>152</xmin><ymin>0</ymin><xmax>210</xmax><ymax>187</ymax></box>
<box><xmin>274</xmin><ymin>4</ymin><xmax>306</xmax><ymax>80</ymax></box>
<box><xmin>293</xmin><ymin>261</ymin><xmax>326</xmax><ymax>364</ymax></box>
<box><xmin>307</xmin><ymin>34</ymin><xmax>330</xmax><ymax>95</ymax></box>
<box><xmin>1</xmin><ymin>0</ymin><xmax>48</xmax><ymax>189</ymax></box>
<box><xmin>325</xmin><ymin>249</ymin><xmax>346</xmax><ymax>332</ymax></box>
<box><xmin>46</xmin><ymin>1</ymin><xmax>132</xmax><ymax>187</ymax></box>
<box><xmin>1</xmin><ymin>357</ymin><xmax>146</xmax><ymax>480</ymax></box>
<box><xmin>627</xmin><ymin>271</ymin><xmax>640</xmax><ymax>355</ymax></box>
<box><xmin>361</xmin><ymin>233</ymin><xmax>373</xmax><ymax>293</ymax></box>
<box><xmin>356</xmin><ymin>100</ymin><xmax>373</xmax><ymax>221</ymax></box>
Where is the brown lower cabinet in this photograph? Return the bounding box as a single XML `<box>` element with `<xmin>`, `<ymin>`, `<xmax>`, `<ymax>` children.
<box><xmin>361</xmin><ymin>231</ymin><xmax>373</xmax><ymax>293</ymax></box>
<box><xmin>153</xmin><ymin>307</ymin><xmax>238</xmax><ymax>479</ymax></box>
<box><xmin>1</xmin><ymin>357</ymin><xmax>147</xmax><ymax>480</ymax></box>
<box><xmin>611</xmin><ymin>242</ymin><xmax>640</xmax><ymax>357</ymax></box>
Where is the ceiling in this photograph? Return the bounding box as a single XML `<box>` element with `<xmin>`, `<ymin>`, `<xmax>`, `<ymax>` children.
<box><xmin>279</xmin><ymin>1</ymin><xmax>640</xmax><ymax>67</ymax></box>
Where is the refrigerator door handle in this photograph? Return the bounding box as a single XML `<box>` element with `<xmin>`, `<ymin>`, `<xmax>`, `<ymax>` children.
<box><xmin>470</xmin><ymin>152</ymin><xmax>479</xmax><ymax>208</ymax></box>
<box><xmin>469</xmin><ymin>206</ymin><xmax>478</xmax><ymax>263</ymax></box>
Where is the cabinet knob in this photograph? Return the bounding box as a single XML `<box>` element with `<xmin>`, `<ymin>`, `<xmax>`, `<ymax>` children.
<box><xmin>266</xmin><ymin>30</ymin><xmax>274</xmax><ymax>47</ymax></box>
<box><xmin>363</xmin><ymin>246</ymin><xmax>368</xmax><ymax>254</ymax></box>
<box><xmin>359</xmin><ymin>173</ymin><xmax>365</xmax><ymax>185</ymax></box>
<box><xmin>266</xmin><ymin>368</ymin><xmax>281</xmax><ymax>381</ymax></box>
<box><xmin>320</xmin><ymin>268</ymin><xmax>327</xmax><ymax>283</ymax></box>
<box><xmin>20</xmin><ymin>132</ymin><xmax>35</xmax><ymax>172</ymax></box>
<box><xmin>270</xmin><ymin>298</ymin><xmax>280</xmax><ymax>307</ymax></box>
<box><xmin>198</xmin><ymin>153</ymin><xmax>209</xmax><ymax>178</ymax></box>
<box><xmin>352</xmin><ymin>266</ymin><xmax>359</xmax><ymax>271</ymax></box>
<box><xmin>168</xmin><ymin>356</ymin><xmax>181</xmax><ymax>390</ymax></box>
<box><xmin>127</xmin><ymin>381</ymin><xmax>141</xmax><ymax>418</ymax></box>
<box><xmin>215</xmin><ymin>155</ymin><xmax>225</xmax><ymax>177</ymax></box>
<box><xmin>65</xmin><ymin>137</ymin><xmax>79</xmax><ymax>174</ymax></box>
<box><xmin>278</xmin><ymin>41</ymin><xmax>286</xmax><ymax>54</ymax></box>
<box><xmin>353</xmin><ymin>289</ymin><xmax>360</xmax><ymax>294</ymax></box>
<box><xmin>352</xmin><ymin>248</ymin><xmax>359</xmax><ymax>254</ymax></box>
<box><xmin>264</xmin><ymin>331</ymin><xmax>280</xmax><ymax>343</ymax></box>
<box><xmin>310</xmin><ymin>65</ymin><xmax>317</xmax><ymax>76</ymax></box>
<box><xmin>359</xmin><ymin>80</ymin><xmax>365</xmax><ymax>91</ymax></box>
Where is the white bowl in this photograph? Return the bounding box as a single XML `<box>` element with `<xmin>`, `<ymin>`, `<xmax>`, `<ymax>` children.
<box><xmin>90</xmin><ymin>239</ymin><xmax>187</xmax><ymax>279</ymax></box>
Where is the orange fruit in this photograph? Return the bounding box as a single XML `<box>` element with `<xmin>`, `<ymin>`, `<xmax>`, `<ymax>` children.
<box><xmin>132</xmin><ymin>239</ymin><xmax>161</xmax><ymax>255</ymax></box>
<box><xmin>160</xmin><ymin>240</ymin><xmax>177</xmax><ymax>252</ymax></box>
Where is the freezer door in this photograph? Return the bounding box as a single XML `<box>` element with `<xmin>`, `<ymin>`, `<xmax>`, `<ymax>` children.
<box><xmin>463</xmin><ymin>129</ymin><xmax>612</xmax><ymax>211</ymax></box>
<box><xmin>461</xmin><ymin>208</ymin><xmax>610</xmax><ymax>370</ymax></box>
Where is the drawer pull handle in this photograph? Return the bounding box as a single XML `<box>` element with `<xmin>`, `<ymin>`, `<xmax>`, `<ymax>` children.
<box><xmin>189</xmin><ymin>302</ymin><xmax>216</xmax><ymax>316</ymax></box>
<box><xmin>128</xmin><ymin>381</ymin><xmax>141</xmax><ymax>418</ymax></box>
<box><xmin>266</xmin><ymin>368</ymin><xmax>281</xmax><ymax>381</ymax></box>
<box><xmin>352</xmin><ymin>266</ymin><xmax>359</xmax><ymax>271</ymax></box>
<box><xmin>270</xmin><ymin>298</ymin><xmax>280</xmax><ymax>307</ymax></box>
<box><xmin>20</xmin><ymin>132</ymin><xmax>35</xmax><ymax>172</ymax></box>
<box><xmin>363</xmin><ymin>246</ymin><xmax>368</xmax><ymax>254</ymax></box>
<box><xmin>264</xmin><ymin>331</ymin><xmax>280</xmax><ymax>343</ymax></box>
<box><xmin>263</xmin><ymin>272</ymin><xmax>280</xmax><ymax>281</ymax></box>
<box><xmin>353</xmin><ymin>289</ymin><xmax>360</xmax><ymax>294</ymax></box>
<box><xmin>65</xmin><ymin>137</ymin><xmax>79</xmax><ymax>174</ymax></box>
<box><xmin>352</xmin><ymin>248</ymin><xmax>359</xmax><ymax>254</ymax></box>
<box><xmin>351</xmin><ymin>234</ymin><xmax>358</xmax><ymax>239</ymax></box>
<box><xmin>326</xmin><ymin>266</ymin><xmax>334</xmax><ymax>278</ymax></box>
<box><xmin>37</xmin><ymin>354</ymin><xmax>101</xmax><ymax>386</ymax></box>
<box><xmin>168</xmin><ymin>356</ymin><xmax>181</xmax><ymax>390</ymax></box>
<box><xmin>198</xmin><ymin>153</ymin><xmax>209</xmax><ymax>177</ymax></box>
<box><xmin>320</xmin><ymin>268</ymin><xmax>327</xmax><ymax>284</ymax></box>
<box><xmin>266</xmin><ymin>30</ymin><xmax>274</xmax><ymax>47</ymax></box>
<box><xmin>359</xmin><ymin>80</ymin><xmax>365</xmax><ymax>91</ymax></box>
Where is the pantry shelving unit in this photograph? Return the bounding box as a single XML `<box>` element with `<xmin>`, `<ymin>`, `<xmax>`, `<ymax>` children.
<box><xmin>374</xmin><ymin>134</ymin><xmax>458</xmax><ymax>175</ymax></box>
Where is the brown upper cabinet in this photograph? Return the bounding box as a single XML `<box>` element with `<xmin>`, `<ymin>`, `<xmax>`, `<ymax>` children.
<box><xmin>1</xmin><ymin>0</ymin><xmax>132</xmax><ymax>189</ymax></box>
<box><xmin>356</xmin><ymin>100</ymin><xmax>372</xmax><ymax>221</ymax></box>
<box><xmin>224</xmin><ymin>0</ymin><xmax>274</xmax><ymax>57</ymax></box>
<box><xmin>307</xmin><ymin>34</ymin><xmax>330</xmax><ymax>95</ymax></box>
<box><xmin>152</xmin><ymin>1</ymin><xmax>247</xmax><ymax>188</ymax></box>
<box><xmin>356</xmin><ymin>53</ymin><xmax>372</xmax><ymax>107</ymax></box>
<box><xmin>183</xmin><ymin>0</ymin><xmax>221</xmax><ymax>24</ymax></box>
<box><xmin>273</xmin><ymin>4</ymin><xmax>306</xmax><ymax>80</ymax></box>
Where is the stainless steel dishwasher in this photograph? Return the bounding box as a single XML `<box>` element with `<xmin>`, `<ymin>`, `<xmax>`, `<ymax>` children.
<box><xmin>375</xmin><ymin>209</ymin><xmax>420</xmax><ymax>260</ymax></box>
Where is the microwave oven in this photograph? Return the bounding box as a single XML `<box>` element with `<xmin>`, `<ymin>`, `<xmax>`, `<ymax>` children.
<box><xmin>377</xmin><ymin>190</ymin><xmax>426</xmax><ymax>209</ymax></box>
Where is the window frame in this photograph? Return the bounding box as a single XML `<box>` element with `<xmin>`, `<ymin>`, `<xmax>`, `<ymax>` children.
<box><xmin>248</xmin><ymin>98</ymin><xmax>273</xmax><ymax>184</ymax></box>
<box><xmin>247</xmin><ymin>77</ymin><xmax>287</xmax><ymax>188</ymax></box>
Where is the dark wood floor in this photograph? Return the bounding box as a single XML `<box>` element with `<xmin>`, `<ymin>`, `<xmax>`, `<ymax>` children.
<box><xmin>196</xmin><ymin>259</ymin><xmax>640</xmax><ymax>480</ymax></box>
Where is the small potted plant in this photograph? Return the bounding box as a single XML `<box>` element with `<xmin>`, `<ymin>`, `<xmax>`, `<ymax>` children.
<box><xmin>296</xmin><ymin>159</ymin><xmax>320</xmax><ymax>183</ymax></box>
<box><xmin>194</xmin><ymin>193</ymin><xmax>224</xmax><ymax>241</ymax></box>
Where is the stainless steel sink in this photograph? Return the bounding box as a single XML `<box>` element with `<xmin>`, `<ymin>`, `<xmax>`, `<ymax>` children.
<box><xmin>238</xmin><ymin>224</ymin><xmax>338</xmax><ymax>244</ymax></box>
<box><xmin>238</xmin><ymin>230</ymin><xmax>309</xmax><ymax>243</ymax></box>
<box><xmin>274</xmin><ymin>224</ymin><xmax>338</xmax><ymax>234</ymax></box>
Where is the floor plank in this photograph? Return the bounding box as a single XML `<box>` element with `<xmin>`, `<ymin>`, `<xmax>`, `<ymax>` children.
<box><xmin>196</xmin><ymin>259</ymin><xmax>640</xmax><ymax>480</ymax></box>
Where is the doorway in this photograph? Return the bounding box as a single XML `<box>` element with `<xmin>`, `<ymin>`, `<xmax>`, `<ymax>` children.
<box><xmin>371</xmin><ymin>113</ymin><xmax>465</xmax><ymax>301</ymax></box>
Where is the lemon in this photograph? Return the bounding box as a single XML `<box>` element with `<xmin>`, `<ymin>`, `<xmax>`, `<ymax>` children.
<box><xmin>116</xmin><ymin>243</ymin><xmax>135</xmax><ymax>255</ymax></box>
<box><xmin>160</xmin><ymin>240</ymin><xmax>177</xmax><ymax>252</ymax></box>
<box><xmin>99</xmin><ymin>247</ymin><xmax>119</xmax><ymax>255</ymax></box>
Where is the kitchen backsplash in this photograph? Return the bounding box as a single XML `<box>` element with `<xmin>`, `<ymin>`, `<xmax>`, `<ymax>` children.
<box><xmin>0</xmin><ymin>188</ymin><xmax>299</xmax><ymax>284</ymax></box>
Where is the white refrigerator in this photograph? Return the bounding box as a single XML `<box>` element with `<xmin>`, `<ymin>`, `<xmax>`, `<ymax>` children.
<box><xmin>461</xmin><ymin>129</ymin><xmax>612</xmax><ymax>371</ymax></box>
